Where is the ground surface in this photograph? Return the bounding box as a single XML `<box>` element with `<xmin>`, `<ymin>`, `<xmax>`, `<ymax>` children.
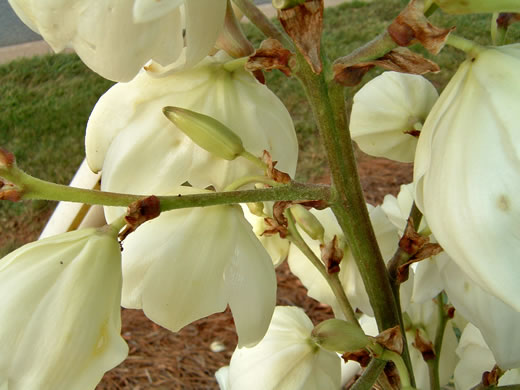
<box><xmin>93</xmin><ymin>154</ymin><xmax>412</xmax><ymax>390</ymax></box>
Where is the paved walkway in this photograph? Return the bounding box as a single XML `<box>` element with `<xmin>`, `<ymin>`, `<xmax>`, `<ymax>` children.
<box><xmin>0</xmin><ymin>0</ymin><xmax>355</xmax><ymax>65</ymax></box>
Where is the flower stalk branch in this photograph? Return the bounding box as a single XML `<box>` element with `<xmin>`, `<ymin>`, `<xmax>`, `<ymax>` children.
<box><xmin>231</xmin><ymin>0</ymin><xmax>294</xmax><ymax>50</ymax></box>
<box><xmin>285</xmin><ymin>208</ymin><xmax>360</xmax><ymax>327</ymax></box>
<box><xmin>0</xmin><ymin>162</ymin><xmax>330</xmax><ymax>211</ymax></box>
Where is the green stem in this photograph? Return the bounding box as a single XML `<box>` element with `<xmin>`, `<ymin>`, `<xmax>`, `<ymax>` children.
<box><xmin>381</xmin><ymin>350</ymin><xmax>415</xmax><ymax>389</ymax></box>
<box><xmin>295</xmin><ymin>50</ymin><xmax>415</xmax><ymax>386</ymax></box>
<box><xmin>286</xmin><ymin>209</ymin><xmax>359</xmax><ymax>327</ymax></box>
<box><xmin>239</xmin><ymin>150</ymin><xmax>268</xmax><ymax>170</ymax></box>
<box><xmin>351</xmin><ymin>359</ymin><xmax>387</xmax><ymax>390</ymax></box>
<box><xmin>427</xmin><ymin>293</ymin><xmax>449</xmax><ymax>390</ymax></box>
<box><xmin>231</xmin><ymin>0</ymin><xmax>294</xmax><ymax>50</ymax></box>
<box><xmin>446</xmin><ymin>34</ymin><xmax>485</xmax><ymax>56</ymax></box>
<box><xmin>295</xmin><ymin>52</ymin><xmax>400</xmax><ymax>331</ymax></box>
<box><xmin>333</xmin><ymin>32</ymin><xmax>396</xmax><ymax>68</ymax></box>
<box><xmin>1</xmin><ymin>165</ymin><xmax>330</xmax><ymax>211</ymax></box>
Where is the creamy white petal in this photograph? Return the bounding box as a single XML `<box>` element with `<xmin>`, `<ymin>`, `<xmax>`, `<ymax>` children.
<box><xmin>120</xmin><ymin>197</ymin><xmax>276</xmax><ymax>346</ymax></box>
<box><xmin>86</xmin><ymin>51</ymin><xmax>298</xmax><ymax>198</ymax></box>
<box><xmin>7</xmin><ymin>0</ymin><xmax>225</xmax><ymax>81</ymax></box>
<box><xmin>414</xmin><ymin>44</ymin><xmax>520</xmax><ymax>311</ymax></box>
<box><xmin>350</xmin><ymin>72</ymin><xmax>438</xmax><ymax>162</ymax></box>
<box><xmin>437</xmin><ymin>254</ymin><xmax>520</xmax><ymax>369</ymax></box>
<box><xmin>184</xmin><ymin>0</ymin><xmax>227</xmax><ymax>67</ymax></box>
<box><xmin>224</xmin><ymin>214</ymin><xmax>277</xmax><ymax>347</ymax></box>
<box><xmin>133</xmin><ymin>0</ymin><xmax>183</xmax><ymax>23</ymax></box>
<box><xmin>228</xmin><ymin>306</ymin><xmax>341</xmax><ymax>390</ymax></box>
<box><xmin>0</xmin><ymin>228</ymin><xmax>127</xmax><ymax>390</ymax></box>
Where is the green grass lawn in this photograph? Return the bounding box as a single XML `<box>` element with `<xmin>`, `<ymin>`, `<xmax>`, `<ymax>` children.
<box><xmin>1</xmin><ymin>0</ymin><xmax>519</xmax><ymax>256</ymax></box>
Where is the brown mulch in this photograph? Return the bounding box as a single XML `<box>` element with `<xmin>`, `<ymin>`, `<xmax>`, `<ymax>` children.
<box><xmin>96</xmin><ymin>152</ymin><xmax>413</xmax><ymax>390</ymax></box>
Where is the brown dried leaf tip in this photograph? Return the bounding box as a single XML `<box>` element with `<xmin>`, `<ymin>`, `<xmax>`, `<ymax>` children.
<box><xmin>278</xmin><ymin>0</ymin><xmax>324</xmax><ymax>74</ymax></box>
<box><xmin>334</xmin><ymin>47</ymin><xmax>439</xmax><ymax>87</ymax></box>
<box><xmin>375</xmin><ymin>325</ymin><xmax>404</xmax><ymax>355</ymax></box>
<box><xmin>119</xmin><ymin>195</ymin><xmax>161</xmax><ymax>241</ymax></box>
<box><xmin>342</xmin><ymin>349</ymin><xmax>371</xmax><ymax>368</ymax></box>
<box><xmin>399</xmin><ymin>218</ymin><xmax>429</xmax><ymax>255</ymax></box>
<box><xmin>262</xmin><ymin>217</ymin><xmax>289</xmax><ymax>239</ymax></box>
<box><xmin>413</xmin><ymin>328</ymin><xmax>435</xmax><ymax>361</ymax></box>
<box><xmin>262</xmin><ymin>150</ymin><xmax>292</xmax><ymax>184</ymax></box>
<box><xmin>320</xmin><ymin>235</ymin><xmax>343</xmax><ymax>274</ymax></box>
<box><xmin>0</xmin><ymin>148</ymin><xmax>15</xmax><ymax>168</ymax></box>
<box><xmin>245</xmin><ymin>38</ymin><xmax>293</xmax><ymax>77</ymax></box>
<box><xmin>497</xmin><ymin>13</ymin><xmax>520</xmax><ymax>30</ymax></box>
<box><xmin>388</xmin><ymin>0</ymin><xmax>455</xmax><ymax>55</ymax></box>
<box><xmin>482</xmin><ymin>365</ymin><xmax>504</xmax><ymax>387</ymax></box>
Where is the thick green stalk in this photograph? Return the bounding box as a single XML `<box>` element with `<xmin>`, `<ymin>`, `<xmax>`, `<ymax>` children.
<box><xmin>427</xmin><ymin>293</ymin><xmax>449</xmax><ymax>390</ymax></box>
<box><xmin>294</xmin><ymin>54</ymin><xmax>400</xmax><ymax>332</ymax></box>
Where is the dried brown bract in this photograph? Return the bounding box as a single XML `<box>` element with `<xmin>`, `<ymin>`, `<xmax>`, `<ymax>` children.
<box><xmin>246</xmin><ymin>38</ymin><xmax>293</xmax><ymax>77</ymax></box>
<box><xmin>278</xmin><ymin>0</ymin><xmax>324</xmax><ymax>73</ymax></box>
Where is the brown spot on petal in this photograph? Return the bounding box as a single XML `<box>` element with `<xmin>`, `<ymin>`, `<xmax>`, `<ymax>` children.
<box><xmin>278</xmin><ymin>0</ymin><xmax>324</xmax><ymax>74</ymax></box>
<box><xmin>497</xmin><ymin>194</ymin><xmax>511</xmax><ymax>212</ymax></box>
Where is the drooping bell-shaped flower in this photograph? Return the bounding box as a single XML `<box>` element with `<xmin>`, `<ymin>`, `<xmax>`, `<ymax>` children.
<box><xmin>86</xmin><ymin>50</ymin><xmax>298</xmax><ymax>200</ymax></box>
<box><xmin>0</xmin><ymin>227</ymin><xmax>128</xmax><ymax>390</ymax></box>
<box><xmin>414</xmin><ymin>44</ymin><xmax>520</xmax><ymax>312</ymax></box>
<box><xmin>287</xmin><ymin>205</ymin><xmax>412</xmax><ymax>317</ymax></box>
<box><xmin>120</xmin><ymin>186</ymin><xmax>276</xmax><ymax>348</ymax></box>
<box><xmin>350</xmin><ymin>71</ymin><xmax>438</xmax><ymax>163</ymax></box>
<box><xmin>437</xmin><ymin>254</ymin><xmax>520</xmax><ymax>369</ymax></box>
<box><xmin>224</xmin><ymin>306</ymin><xmax>341</xmax><ymax>389</ymax></box>
<box><xmin>454</xmin><ymin>324</ymin><xmax>520</xmax><ymax>390</ymax></box>
<box><xmin>7</xmin><ymin>0</ymin><xmax>226</xmax><ymax>81</ymax></box>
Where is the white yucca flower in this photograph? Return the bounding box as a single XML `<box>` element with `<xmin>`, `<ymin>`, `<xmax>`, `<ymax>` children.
<box><xmin>7</xmin><ymin>0</ymin><xmax>226</xmax><ymax>81</ymax></box>
<box><xmin>223</xmin><ymin>306</ymin><xmax>341</xmax><ymax>389</ymax></box>
<box><xmin>350</xmin><ymin>71</ymin><xmax>438</xmax><ymax>163</ymax></box>
<box><xmin>120</xmin><ymin>187</ymin><xmax>276</xmax><ymax>348</ymax></box>
<box><xmin>0</xmin><ymin>227</ymin><xmax>127</xmax><ymax>390</ymax></box>
<box><xmin>414</xmin><ymin>44</ymin><xmax>520</xmax><ymax>312</ymax></box>
<box><xmin>86</xmin><ymin>51</ymin><xmax>298</xmax><ymax>213</ymax></box>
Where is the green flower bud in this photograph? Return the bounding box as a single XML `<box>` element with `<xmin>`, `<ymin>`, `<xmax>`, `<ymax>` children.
<box><xmin>163</xmin><ymin>106</ymin><xmax>245</xmax><ymax>161</ymax></box>
<box><xmin>289</xmin><ymin>204</ymin><xmax>325</xmax><ymax>242</ymax></box>
<box><xmin>434</xmin><ymin>0</ymin><xmax>520</xmax><ymax>14</ymax></box>
<box><xmin>311</xmin><ymin>319</ymin><xmax>370</xmax><ymax>353</ymax></box>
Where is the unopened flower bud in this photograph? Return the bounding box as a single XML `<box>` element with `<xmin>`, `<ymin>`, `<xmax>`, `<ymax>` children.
<box><xmin>163</xmin><ymin>106</ymin><xmax>245</xmax><ymax>161</ymax></box>
<box><xmin>290</xmin><ymin>204</ymin><xmax>325</xmax><ymax>242</ymax></box>
<box><xmin>247</xmin><ymin>202</ymin><xmax>266</xmax><ymax>217</ymax></box>
<box><xmin>311</xmin><ymin>319</ymin><xmax>370</xmax><ymax>353</ymax></box>
<box><xmin>434</xmin><ymin>0</ymin><xmax>520</xmax><ymax>14</ymax></box>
